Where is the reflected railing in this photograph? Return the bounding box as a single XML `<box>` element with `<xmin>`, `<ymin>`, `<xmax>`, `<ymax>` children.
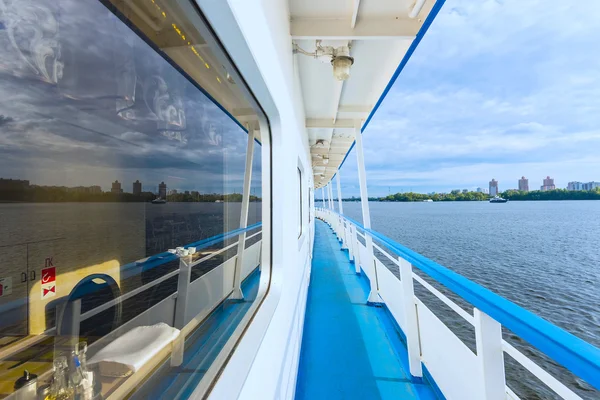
<box><xmin>317</xmin><ymin>207</ymin><xmax>600</xmax><ymax>400</ymax></box>
<box><xmin>1</xmin><ymin>222</ymin><xmax>262</xmax><ymax>399</ymax></box>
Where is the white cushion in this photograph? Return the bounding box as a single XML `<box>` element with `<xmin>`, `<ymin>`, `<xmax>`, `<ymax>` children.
<box><xmin>88</xmin><ymin>323</ymin><xmax>180</xmax><ymax>377</ymax></box>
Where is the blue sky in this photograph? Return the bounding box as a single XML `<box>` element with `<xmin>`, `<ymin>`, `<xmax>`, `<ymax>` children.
<box><xmin>337</xmin><ymin>0</ymin><xmax>600</xmax><ymax>197</ymax></box>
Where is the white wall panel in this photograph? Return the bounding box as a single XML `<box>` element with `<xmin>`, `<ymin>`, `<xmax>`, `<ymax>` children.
<box><xmin>417</xmin><ymin>299</ymin><xmax>482</xmax><ymax>400</ymax></box>
<box><xmin>242</xmin><ymin>241</ymin><xmax>261</xmax><ymax>279</ymax></box>
<box><xmin>376</xmin><ymin>261</ymin><xmax>407</xmax><ymax>332</ymax></box>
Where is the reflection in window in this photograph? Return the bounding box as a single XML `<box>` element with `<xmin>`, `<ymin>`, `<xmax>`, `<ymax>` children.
<box><xmin>0</xmin><ymin>0</ymin><xmax>264</xmax><ymax>398</ymax></box>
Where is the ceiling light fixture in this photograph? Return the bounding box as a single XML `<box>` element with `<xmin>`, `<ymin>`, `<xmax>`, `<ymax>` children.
<box><xmin>331</xmin><ymin>46</ymin><xmax>353</xmax><ymax>81</ymax></box>
<box><xmin>294</xmin><ymin>42</ymin><xmax>354</xmax><ymax>81</ymax></box>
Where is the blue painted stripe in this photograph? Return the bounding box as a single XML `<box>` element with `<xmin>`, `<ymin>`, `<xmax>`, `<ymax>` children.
<box><xmin>322</xmin><ymin>210</ymin><xmax>600</xmax><ymax>390</ymax></box>
<box><xmin>335</xmin><ymin>0</ymin><xmax>447</xmax><ymax>174</ymax></box>
<box><xmin>422</xmin><ymin>364</ymin><xmax>446</xmax><ymax>400</ymax></box>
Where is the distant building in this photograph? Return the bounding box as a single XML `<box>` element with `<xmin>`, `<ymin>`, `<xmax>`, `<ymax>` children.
<box><xmin>583</xmin><ymin>181</ymin><xmax>600</xmax><ymax>191</ymax></box>
<box><xmin>111</xmin><ymin>180</ymin><xmax>123</xmax><ymax>194</ymax></box>
<box><xmin>133</xmin><ymin>180</ymin><xmax>142</xmax><ymax>195</ymax></box>
<box><xmin>518</xmin><ymin>176</ymin><xmax>529</xmax><ymax>192</ymax></box>
<box><xmin>184</xmin><ymin>190</ymin><xmax>190</xmax><ymax>195</ymax></box>
<box><xmin>0</xmin><ymin>178</ymin><xmax>30</xmax><ymax>190</ymax></box>
<box><xmin>168</xmin><ymin>189</ymin><xmax>178</xmax><ymax>195</ymax></box>
<box><xmin>540</xmin><ymin>176</ymin><xmax>555</xmax><ymax>191</ymax></box>
<box><xmin>476</xmin><ymin>187</ymin><xmax>483</xmax><ymax>193</ymax></box>
<box><xmin>567</xmin><ymin>181</ymin><xmax>599</xmax><ymax>191</ymax></box>
<box><xmin>489</xmin><ymin>179</ymin><xmax>498</xmax><ymax>196</ymax></box>
<box><xmin>191</xmin><ymin>191</ymin><xmax>200</xmax><ymax>200</ymax></box>
<box><xmin>158</xmin><ymin>181</ymin><xmax>167</xmax><ymax>199</ymax></box>
<box><xmin>462</xmin><ymin>189</ymin><xmax>468</xmax><ymax>194</ymax></box>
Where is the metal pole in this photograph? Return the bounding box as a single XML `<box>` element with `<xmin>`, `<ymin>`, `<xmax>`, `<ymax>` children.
<box><xmin>336</xmin><ymin>172</ymin><xmax>344</xmax><ymax>215</ymax></box>
<box><xmin>231</xmin><ymin>129</ymin><xmax>255</xmax><ymax>300</ymax></box>
<box><xmin>336</xmin><ymin>171</ymin><xmax>347</xmax><ymax>247</ymax></box>
<box><xmin>354</xmin><ymin>121</ymin><xmax>381</xmax><ymax>304</ymax></box>
<box><xmin>329</xmin><ymin>183</ymin><xmax>334</xmax><ymax>211</ymax></box>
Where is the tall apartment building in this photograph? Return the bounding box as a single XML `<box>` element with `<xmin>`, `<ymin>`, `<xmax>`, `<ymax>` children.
<box><xmin>111</xmin><ymin>180</ymin><xmax>123</xmax><ymax>194</ymax></box>
<box><xmin>133</xmin><ymin>180</ymin><xmax>142</xmax><ymax>195</ymax></box>
<box><xmin>540</xmin><ymin>176</ymin><xmax>555</xmax><ymax>191</ymax></box>
<box><xmin>518</xmin><ymin>176</ymin><xmax>529</xmax><ymax>192</ymax></box>
<box><xmin>489</xmin><ymin>179</ymin><xmax>498</xmax><ymax>196</ymax></box>
<box><xmin>158</xmin><ymin>181</ymin><xmax>167</xmax><ymax>199</ymax></box>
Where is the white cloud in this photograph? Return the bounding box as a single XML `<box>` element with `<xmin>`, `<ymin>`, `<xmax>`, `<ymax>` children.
<box><xmin>338</xmin><ymin>0</ymin><xmax>600</xmax><ymax>196</ymax></box>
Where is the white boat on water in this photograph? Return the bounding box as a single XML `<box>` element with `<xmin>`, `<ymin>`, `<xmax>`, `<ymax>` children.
<box><xmin>0</xmin><ymin>1</ymin><xmax>598</xmax><ymax>400</ymax></box>
<box><xmin>490</xmin><ymin>195</ymin><xmax>508</xmax><ymax>203</ymax></box>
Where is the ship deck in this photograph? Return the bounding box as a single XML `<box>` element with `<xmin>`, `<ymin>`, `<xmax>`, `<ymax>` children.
<box><xmin>295</xmin><ymin>219</ymin><xmax>440</xmax><ymax>400</ymax></box>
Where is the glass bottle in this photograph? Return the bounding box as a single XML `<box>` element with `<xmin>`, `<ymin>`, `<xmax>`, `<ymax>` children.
<box><xmin>51</xmin><ymin>356</ymin><xmax>73</xmax><ymax>400</ymax></box>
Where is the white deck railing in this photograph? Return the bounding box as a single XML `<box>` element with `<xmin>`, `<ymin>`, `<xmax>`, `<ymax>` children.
<box><xmin>317</xmin><ymin>208</ymin><xmax>599</xmax><ymax>400</ymax></box>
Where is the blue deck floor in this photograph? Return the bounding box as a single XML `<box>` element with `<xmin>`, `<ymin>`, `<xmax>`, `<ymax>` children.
<box><xmin>296</xmin><ymin>219</ymin><xmax>439</xmax><ymax>400</ymax></box>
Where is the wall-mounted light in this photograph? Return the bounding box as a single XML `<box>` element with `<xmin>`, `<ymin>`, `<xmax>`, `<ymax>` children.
<box><xmin>294</xmin><ymin>42</ymin><xmax>354</xmax><ymax>81</ymax></box>
<box><xmin>331</xmin><ymin>46</ymin><xmax>354</xmax><ymax>81</ymax></box>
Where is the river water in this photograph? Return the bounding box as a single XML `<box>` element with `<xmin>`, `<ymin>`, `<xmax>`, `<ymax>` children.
<box><xmin>342</xmin><ymin>201</ymin><xmax>600</xmax><ymax>399</ymax></box>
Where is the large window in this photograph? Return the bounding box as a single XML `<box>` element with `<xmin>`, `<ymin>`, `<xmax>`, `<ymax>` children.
<box><xmin>0</xmin><ymin>0</ymin><xmax>266</xmax><ymax>398</ymax></box>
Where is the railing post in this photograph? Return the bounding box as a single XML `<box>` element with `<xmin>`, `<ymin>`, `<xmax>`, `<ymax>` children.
<box><xmin>474</xmin><ymin>308</ymin><xmax>506</xmax><ymax>400</ymax></box>
<box><xmin>346</xmin><ymin>222</ymin><xmax>354</xmax><ymax>261</ymax></box>
<box><xmin>174</xmin><ymin>248</ymin><xmax>193</xmax><ymax>329</ymax></box>
<box><xmin>398</xmin><ymin>257</ymin><xmax>423</xmax><ymax>377</ymax></box>
<box><xmin>232</xmin><ymin>129</ymin><xmax>256</xmax><ymax>300</ymax></box>
<box><xmin>354</xmin><ymin>120</ymin><xmax>381</xmax><ymax>304</ymax></box>
<box><xmin>55</xmin><ymin>298</ymin><xmax>82</xmax><ymax>355</ymax></box>
<box><xmin>352</xmin><ymin>224</ymin><xmax>361</xmax><ymax>274</ymax></box>
<box><xmin>335</xmin><ymin>172</ymin><xmax>347</xmax><ymax>247</ymax></box>
<box><xmin>328</xmin><ymin>183</ymin><xmax>334</xmax><ymax>211</ymax></box>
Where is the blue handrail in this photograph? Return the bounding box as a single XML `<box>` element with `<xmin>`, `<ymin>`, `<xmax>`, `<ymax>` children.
<box><xmin>321</xmin><ymin>208</ymin><xmax>600</xmax><ymax>390</ymax></box>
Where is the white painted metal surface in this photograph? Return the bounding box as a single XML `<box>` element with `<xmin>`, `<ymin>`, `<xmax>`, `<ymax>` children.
<box><xmin>354</xmin><ymin>125</ymin><xmax>380</xmax><ymax>303</ymax></box>
<box><xmin>398</xmin><ymin>257</ymin><xmax>422</xmax><ymax>377</ymax></box>
<box><xmin>291</xmin><ymin>0</ymin><xmax>437</xmax><ymax>188</ymax></box>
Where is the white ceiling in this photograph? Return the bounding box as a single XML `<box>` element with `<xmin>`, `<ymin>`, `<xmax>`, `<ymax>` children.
<box><xmin>289</xmin><ymin>0</ymin><xmax>437</xmax><ymax>188</ymax></box>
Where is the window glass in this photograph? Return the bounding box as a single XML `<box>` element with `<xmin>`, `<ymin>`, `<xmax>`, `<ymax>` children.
<box><xmin>0</xmin><ymin>0</ymin><xmax>264</xmax><ymax>398</ymax></box>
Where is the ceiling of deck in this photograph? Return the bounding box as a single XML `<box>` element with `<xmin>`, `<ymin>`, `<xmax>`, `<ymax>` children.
<box><xmin>289</xmin><ymin>0</ymin><xmax>437</xmax><ymax>188</ymax></box>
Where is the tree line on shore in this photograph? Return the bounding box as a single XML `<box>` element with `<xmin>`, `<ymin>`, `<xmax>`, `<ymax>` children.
<box><xmin>333</xmin><ymin>188</ymin><xmax>600</xmax><ymax>202</ymax></box>
<box><xmin>0</xmin><ymin>185</ymin><xmax>260</xmax><ymax>203</ymax></box>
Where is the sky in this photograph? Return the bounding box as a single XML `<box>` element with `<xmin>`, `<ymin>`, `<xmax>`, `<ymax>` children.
<box><xmin>337</xmin><ymin>0</ymin><xmax>600</xmax><ymax>197</ymax></box>
<box><xmin>0</xmin><ymin>0</ymin><xmax>261</xmax><ymax>196</ymax></box>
